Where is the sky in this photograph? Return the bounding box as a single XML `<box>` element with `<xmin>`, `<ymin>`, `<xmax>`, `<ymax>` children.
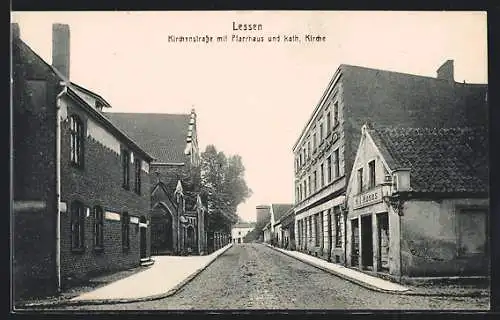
<box><xmin>11</xmin><ymin>11</ymin><xmax>488</xmax><ymax>223</ymax></box>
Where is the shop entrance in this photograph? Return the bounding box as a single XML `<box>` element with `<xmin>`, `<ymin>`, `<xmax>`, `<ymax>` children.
<box><xmin>361</xmin><ymin>215</ymin><xmax>373</xmax><ymax>270</ymax></box>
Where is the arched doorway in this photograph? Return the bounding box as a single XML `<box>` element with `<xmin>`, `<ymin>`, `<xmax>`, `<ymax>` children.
<box><xmin>151</xmin><ymin>205</ymin><xmax>174</xmax><ymax>255</ymax></box>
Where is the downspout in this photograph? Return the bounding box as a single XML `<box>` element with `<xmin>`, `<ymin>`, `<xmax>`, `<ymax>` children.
<box><xmin>55</xmin><ymin>83</ymin><xmax>68</xmax><ymax>293</ymax></box>
<box><xmin>399</xmin><ymin>207</ymin><xmax>403</xmax><ymax>283</ymax></box>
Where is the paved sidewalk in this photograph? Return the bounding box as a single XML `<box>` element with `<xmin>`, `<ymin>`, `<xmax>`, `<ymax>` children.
<box><xmin>266</xmin><ymin>244</ymin><xmax>410</xmax><ymax>293</ymax></box>
<box><xmin>72</xmin><ymin>244</ymin><xmax>233</xmax><ymax>302</ymax></box>
<box><xmin>20</xmin><ymin>244</ymin><xmax>233</xmax><ymax>307</ymax></box>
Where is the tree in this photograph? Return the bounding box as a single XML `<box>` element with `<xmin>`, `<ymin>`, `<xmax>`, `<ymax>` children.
<box><xmin>200</xmin><ymin>145</ymin><xmax>252</xmax><ymax>232</ymax></box>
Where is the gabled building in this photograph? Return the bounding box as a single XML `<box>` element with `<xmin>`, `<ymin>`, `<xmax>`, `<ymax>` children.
<box><xmin>12</xmin><ymin>23</ymin><xmax>154</xmax><ymax>299</ymax></box>
<box><xmin>293</xmin><ymin>60</ymin><xmax>488</xmax><ymax>263</ymax></box>
<box><xmin>345</xmin><ymin>124</ymin><xmax>489</xmax><ymax>280</ymax></box>
<box><xmin>273</xmin><ymin>207</ymin><xmax>295</xmax><ymax>249</ymax></box>
<box><xmin>269</xmin><ymin>204</ymin><xmax>294</xmax><ymax>246</ymax></box>
<box><xmin>231</xmin><ymin>222</ymin><xmax>255</xmax><ymax>244</ymax></box>
<box><xmin>104</xmin><ymin>110</ymin><xmax>207</xmax><ymax>255</ymax></box>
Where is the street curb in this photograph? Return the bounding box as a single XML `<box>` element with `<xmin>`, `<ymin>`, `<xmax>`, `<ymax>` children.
<box><xmin>16</xmin><ymin>244</ymin><xmax>234</xmax><ymax>309</ymax></box>
<box><xmin>264</xmin><ymin>244</ymin><xmax>489</xmax><ymax>298</ymax></box>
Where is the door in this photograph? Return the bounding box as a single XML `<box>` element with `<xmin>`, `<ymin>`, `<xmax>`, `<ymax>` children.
<box><xmin>378</xmin><ymin>213</ymin><xmax>390</xmax><ymax>271</ymax></box>
<box><xmin>140</xmin><ymin>226</ymin><xmax>147</xmax><ymax>259</ymax></box>
<box><xmin>327</xmin><ymin>210</ymin><xmax>332</xmax><ymax>261</ymax></box>
<box><xmin>351</xmin><ymin>219</ymin><xmax>359</xmax><ymax>266</ymax></box>
<box><xmin>361</xmin><ymin>215</ymin><xmax>373</xmax><ymax>269</ymax></box>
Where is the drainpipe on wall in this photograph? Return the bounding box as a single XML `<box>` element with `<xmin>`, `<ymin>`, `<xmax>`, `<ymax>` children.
<box><xmin>399</xmin><ymin>211</ymin><xmax>403</xmax><ymax>283</ymax></box>
<box><xmin>55</xmin><ymin>82</ymin><xmax>68</xmax><ymax>293</ymax></box>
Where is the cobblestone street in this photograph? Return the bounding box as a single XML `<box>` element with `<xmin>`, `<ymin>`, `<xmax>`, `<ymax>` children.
<box><xmin>43</xmin><ymin>243</ymin><xmax>489</xmax><ymax>311</ymax></box>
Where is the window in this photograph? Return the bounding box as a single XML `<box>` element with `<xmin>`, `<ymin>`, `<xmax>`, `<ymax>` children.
<box><xmin>313</xmin><ymin>171</ymin><xmax>317</xmax><ymax>192</ymax></box>
<box><xmin>327</xmin><ymin>156</ymin><xmax>332</xmax><ymax>183</ymax></box>
<box><xmin>122</xmin><ymin>150</ymin><xmax>130</xmax><ymax>190</ymax></box>
<box><xmin>71</xmin><ymin>201</ymin><xmax>85</xmax><ymax>252</ymax></box>
<box><xmin>309</xmin><ymin>216</ymin><xmax>313</xmax><ymax>242</ymax></box>
<box><xmin>69</xmin><ymin>115</ymin><xmax>84</xmax><ymax>168</ymax></box>
<box><xmin>320</xmin><ymin>163</ymin><xmax>325</xmax><ymax>187</ymax></box>
<box><xmin>122</xmin><ymin>212</ymin><xmax>130</xmax><ymax>251</ymax></box>
<box><xmin>357</xmin><ymin>168</ymin><xmax>364</xmax><ymax>193</ymax></box>
<box><xmin>334</xmin><ymin>149</ymin><xmax>340</xmax><ymax>178</ymax></box>
<box><xmin>308</xmin><ymin>175</ymin><xmax>312</xmax><ymax>195</ymax></box>
<box><xmin>134</xmin><ymin>159</ymin><xmax>141</xmax><ymax>195</ymax></box>
<box><xmin>299</xmin><ymin>153</ymin><xmax>303</xmax><ymax>167</ymax></box>
<box><xmin>319</xmin><ymin>123</ymin><xmax>324</xmax><ymax>141</ymax></box>
<box><xmin>457</xmin><ymin>209</ymin><xmax>488</xmax><ymax>257</ymax></box>
<box><xmin>368</xmin><ymin>160</ymin><xmax>376</xmax><ymax>189</ymax></box>
<box><xmin>238</xmin><ymin>231</ymin><xmax>241</xmax><ymax>235</ymax></box>
<box><xmin>307</xmin><ymin>141</ymin><xmax>311</xmax><ymax>159</ymax></box>
<box><xmin>333</xmin><ymin>102</ymin><xmax>339</xmax><ymax>126</ymax></box>
<box><xmin>334</xmin><ymin>207</ymin><xmax>342</xmax><ymax>247</ymax></box>
<box><xmin>312</xmin><ymin>133</ymin><xmax>317</xmax><ymax>150</ymax></box>
<box><xmin>326</xmin><ymin>111</ymin><xmax>331</xmax><ymax>133</ymax></box>
<box><xmin>93</xmin><ymin>206</ymin><xmax>104</xmax><ymax>251</ymax></box>
<box><xmin>314</xmin><ymin>213</ymin><xmax>320</xmax><ymax>246</ymax></box>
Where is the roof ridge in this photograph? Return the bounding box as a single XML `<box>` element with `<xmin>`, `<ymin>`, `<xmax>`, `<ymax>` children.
<box><xmin>341</xmin><ymin>63</ymin><xmax>487</xmax><ymax>85</ymax></box>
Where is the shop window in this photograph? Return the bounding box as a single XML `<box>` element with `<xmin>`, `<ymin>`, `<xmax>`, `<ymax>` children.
<box><xmin>457</xmin><ymin>209</ymin><xmax>488</xmax><ymax>257</ymax></box>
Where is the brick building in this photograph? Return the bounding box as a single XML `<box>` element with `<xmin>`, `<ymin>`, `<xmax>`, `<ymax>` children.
<box><xmin>345</xmin><ymin>124</ymin><xmax>488</xmax><ymax>280</ymax></box>
<box><xmin>293</xmin><ymin>60</ymin><xmax>488</xmax><ymax>264</ymax></box>
<box><xmin>105</xmin><ymin>110</ymin><xmax>208</xmax><ymax>255</ymax></box>
<box><xmin>12</xmin><ymin>23</ymin><xmax>154</xmax><ymax>299</ymax></box>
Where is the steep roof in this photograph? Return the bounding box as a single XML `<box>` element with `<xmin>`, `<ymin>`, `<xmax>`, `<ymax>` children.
<box><xmin>12</xmin><ymin>36</ymin><xmax>154</xmax><ymax>162</ymax></box>
<box><xmin>271</xmin><ymin>203</ymin><xmax>294</xmax><ymax>222</ymax></box>
<box><xmin>233</xmin><ymin>222</ymin><xmax>256</xmax><ymax>229</ymax></box>
<box><xmin>104</xmin><ymin>112</ymin><xmax>191</xmax><ymax>163</ymax></box>
<box><xmin>369</xmin><ymin>126</ymin><xmax>489</xmax><ymax>194</ymax></box>
<box><xmin>294</xmin><ymin>63</ymin><xmax>488</xmax><ymax>185</ymax></box>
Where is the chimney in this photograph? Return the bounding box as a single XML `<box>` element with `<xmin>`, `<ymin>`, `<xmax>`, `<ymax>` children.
<box><xmin>52</xmin><ymin>23</ymin><xmax>70</xmax><ymax>79</ymax></box>
<box><xmin>11</xmin><ymin>23</ymin><xmax>20</xmax><ymax>40</ymax></box>
<box><xmin>436</xmin><ymin>59</ymin><xmax>454</xmax><ymax>82</ymax></box>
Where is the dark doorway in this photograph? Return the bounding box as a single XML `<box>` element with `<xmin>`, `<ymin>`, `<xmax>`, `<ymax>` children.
<box><xmin>361</xmin><ymin>215</ymin><xmax>373</xmax><ymax>269</ymax></box>
<box><xmin>186</xmin><ymin>225</ymin><xmax>195</xmax><ymax>251</ymax></box>
<box><xmin>139</xmin><ymin>216</ymin><xmax>147</xmax><ymax>259</ymax></box>
<box><xmin>378</xmin><ymin>213</ymin><xmax>390</xmax><ymax>271</ymax></box>
<box><xmin>327</xmin><ymin>209</ymin><xmax>332</xmax><ymax>261</ymax></box>
<box><xmin>351</xmin><ymin>218</ymin><xmax>359</xmax><ymax>266</ymax></box>
<box><xmin>151</xmin><ymin>210</ymin><xmax>173</xmax><ymax>255</ymax></box>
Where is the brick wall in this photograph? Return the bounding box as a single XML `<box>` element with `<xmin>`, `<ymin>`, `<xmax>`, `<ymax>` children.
<box><xmin>12</xmin><ymin>37</ymin><xmax>60</xmax><ymax>299</ymax></box>
<box><xmin>59</xmin><ymin>98</ymin><xmax>152</xmax><ymax>283</ymax></box>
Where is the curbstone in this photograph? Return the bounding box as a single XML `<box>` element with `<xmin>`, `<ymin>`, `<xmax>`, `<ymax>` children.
<box><xmin>16</xmin><ymin>244</ymin><xmax>234</xmax><ymax>309</ymax></box>
<box><xmin>264</xmin><ymin>244</ymin><xmax>489</xmax><ymax>298</ymax></box>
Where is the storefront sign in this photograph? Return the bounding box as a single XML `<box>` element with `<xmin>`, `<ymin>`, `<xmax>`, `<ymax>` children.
<box><xmin>105</xmin><ymin>211</ymin><xmax>121</xmax><ymax>221</ymax></box>
<box><xmin>353</xmin><ymin>186</ymin><xmax>383</xmax><ymax>209</ymax></box>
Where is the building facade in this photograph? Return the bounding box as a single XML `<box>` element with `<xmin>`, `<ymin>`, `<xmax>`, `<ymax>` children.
<box><xmin>105</xmin><ymin>109</ymin><xmax>209</xmax><ymax>255</ymax></box>
<box><xmin>273</xmin><ymin>208</ymin><xmax>295</xmax><ymax>249</ymax></box>
<box><xmin>12</xmin><ymin>23</ymin><xmax>154</xmax><ymax>299</ymax></box>
<box><xmin>231</xmin><ymin>222</ymin><xmax>255</xmax><ymax>244</ymax></box>
<box><xmin>345</xmin><ymin>124</ymin><xmax>489</xmax><ymax>280</ymax></box>
<box><xmin>293</xmin><ymin>61</ymin><xmax>488</xmax><ymax>264</ymax></box>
